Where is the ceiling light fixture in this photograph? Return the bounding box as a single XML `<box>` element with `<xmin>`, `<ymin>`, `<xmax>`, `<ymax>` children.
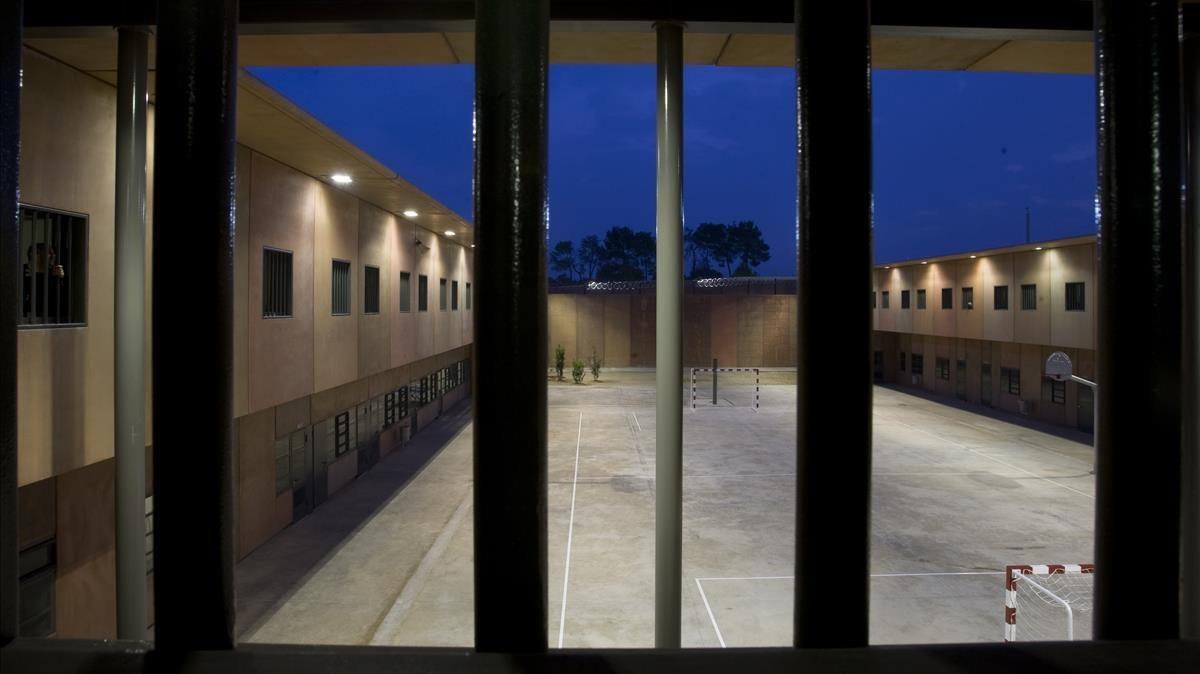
<box><xmin>331</xmin><ymin>174</ymin><xmax>353</xmax><ymax>184</ymax></box>
<box><xmin>403</xmin><ymin>209</ymin><xmax>419</xmax><ymax>218</ymax></box>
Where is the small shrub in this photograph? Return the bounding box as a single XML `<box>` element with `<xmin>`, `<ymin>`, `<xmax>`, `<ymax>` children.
<box><xmin>571</xmin><ymin>359</ymin><xmax>586</xmax><ymax>384</ymax></box>
<box><xmin>589</xmin><ymin>348</ymin><xmax>602</xmax><ymax>381</ymax></box>
<box><xmin>554</xmin><ymin>344</ymin><xmax>566</xmax><ymax>380</ymax></box>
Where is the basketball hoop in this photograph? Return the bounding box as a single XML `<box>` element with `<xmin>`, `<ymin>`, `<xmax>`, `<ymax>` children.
<box><xmin>1045</xmin><ymin>351</ymin><xmax>1072</xmax><ymax>382</ymax></box>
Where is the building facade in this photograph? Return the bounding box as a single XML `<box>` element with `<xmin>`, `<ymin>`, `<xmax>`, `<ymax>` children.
<box><xmin>14</xmin><ymin>47</ymin><xmax>474</xmax><ymax>638</ymax></box>
<box><xmin>872</xmin><ymin>237</ymin><xmax>1097</xmax><ymax>431</ymax></box>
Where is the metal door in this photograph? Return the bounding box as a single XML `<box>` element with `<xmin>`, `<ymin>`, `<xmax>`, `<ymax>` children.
<box><xmin>289</xmin><ymin>427</ymin><xmax>313</xmax><ymax>521</ymax></box>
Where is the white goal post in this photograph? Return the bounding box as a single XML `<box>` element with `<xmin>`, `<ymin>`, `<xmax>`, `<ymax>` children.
<box><xmin>1004</xmin><ymin>564</ymin><xmax>1094</xmax><ymax>642</ymax></box>
<box><xmin>690</xmin><ymin>367</ymin><xmax>759</xmax><ymax>410</ymax></box>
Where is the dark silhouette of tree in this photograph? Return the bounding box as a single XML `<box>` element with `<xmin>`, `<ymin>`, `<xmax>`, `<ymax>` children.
<box><xmin>597</xmin><ymin>226</ymin><xmax>655</xmax><ymax>281</ymax></box>
<box><xmin>726</xmin><ymin>220</ymin><xmax>770</xmax><ymax>276</ymax></box>
<box><xmin>692</xmin><ymin>222</ymin><xmax>733</xmax><ymax>277</ymax></box>
<box><xmin>578</xmin><ymin>234</ymin><xmax>603</xmax><ymax>281</ymax></box>
<box><xmin>550</xmin><ymin>240</ymin><xmax>579</xmax><ymax>283</ymax></box>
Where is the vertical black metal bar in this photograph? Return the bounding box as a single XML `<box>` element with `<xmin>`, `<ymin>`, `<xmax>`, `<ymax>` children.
<box><xmin>152</xmin><ymin>0</ymin><xmax>238</xmax><ymax>650</ymax></box>
<box><xmin>0</xmin><ymin>0</ymin><xmax>20</xmax><ymax>646</ymax></box>
<box><xmin>1094</xmin><ymin>0</ymin><xmax>1183</xmax><ymax>641</ymax></box>
<box><xmin>1185</xmin><ymin>29</ymin><xmax>1200</xmax><ymax>640</ymax></box>
<box><xmin>473</xmin><ymin>0</ymin><xmax>549</xmax><ymax>653</ymax></box>
<box><xmin>794</xmin><ymin>0</ymin><xmax>872</xmax><ymax>648</ymax></box>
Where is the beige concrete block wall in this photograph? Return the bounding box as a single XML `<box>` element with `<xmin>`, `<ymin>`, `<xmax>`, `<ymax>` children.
<box><xmin>1049</xmin><ymin>244</ymin><xmax>1096</xmax><ymax>350</ymax></box>
<box><xmin>16</xmin><ymin>49</ymin><xmax>119</xmax><ymax>486</ymax></box>
<box><xmin>248</xmin><ymin>151</ymin><xmax>316</xmax><ymax>412</ymax></box>
<box><xmin>603</xmin><ymin>295</ymin><xmax>632</xmax><ymax>367</ymax></box>
<box><xmin>314</xmin><ymin>182</ymin><xmax>360</xmax><ymax>391</ymax></box>
<box><xmin>358</xmin><ymin>203</ymin><xmax>392</xmax><ymax>377</ymax></box>
<box><xmin>1013</xmin><ymin>249</ymin><xmax>1052</xmax><ymax>345</ymax></box>
<box><xmin>55</xmin><ymin>458</ymin><xmax>116</xmax><ymax>638</ymax></box>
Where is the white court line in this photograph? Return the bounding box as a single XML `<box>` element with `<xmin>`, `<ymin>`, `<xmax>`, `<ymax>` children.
<box><xmin>696</xmin><ymin>571</ymin><xmax>1004</xmax><ymax>649</ymax></box>
<box><xmin>695</xmin><ymin>578</ymin><xmax>727</xmax><ymax>648</ymax></box>
<box><xmin>631</xmin><ymin>411</ymin><xmax>642</xmax><ymax>432</ymax></box>
<box><xmin>883</xmin><ymin>415</ymin><xmax>1094</xmax><ymax>500</ymax></box>
<box><xmin>696</xmin><ymin>571</ymin><xmax>1003</xmax><ymax>582</ymax></box>
<box><xmin>557</xmin><ymin>411</ymin><xmax>584</xmax><ymax>648</ymax></box>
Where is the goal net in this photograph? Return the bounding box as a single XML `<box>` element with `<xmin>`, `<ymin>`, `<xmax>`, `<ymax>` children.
<box><xmin>1004</xmin><ymin>564</ymin><xmax>1094</xmax><ymax>642</ymax></box>
<box><xmin>690</xmin><ymin>367</ymin><xmax>760</xmax><ymax>410</ymax></box>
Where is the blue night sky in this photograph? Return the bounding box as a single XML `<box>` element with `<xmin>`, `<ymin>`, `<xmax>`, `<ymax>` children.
<box><xmin>253</xmin><ymin>65</ymin><xmax>1096</xmax><ymax>276</ymax></box>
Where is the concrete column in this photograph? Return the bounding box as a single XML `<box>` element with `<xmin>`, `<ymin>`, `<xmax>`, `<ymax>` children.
<box><xmin>114</xmin><ymin>26</ymin><xmax>149</xmax><ymax>641</ymax></box>
<box><xmin>0</xmin><ymin>0</ymin><xmax>20</xmax><ymax>646</ymax></box>
<box><xmin>1182</xmin><ymin>30</ymin><xmax>1200</xmax><ymax>641</ymax></box>
<box><xmin>654</xmin><ymin>20</ymin><xmax>683</xmax><ymax>649</ymax></box>
<box><xmin>1093</xmin><ymin>0</ymin><xmax>1183</xmax><ymax>640</ymax></box>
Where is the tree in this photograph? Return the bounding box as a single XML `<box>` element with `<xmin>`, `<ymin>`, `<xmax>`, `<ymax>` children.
<box><xmin>692</xmin><ymin>222</ymin><xmax>733</xmax><ymax>277</ymax></box>
<box><xmin>550</xmin><ymin>240</ymin><xmax>579</xmax><ymax>283</ymax></box>
<box><xmin>578</xmin><ymin>234</ymin><xmax>603</xmax><ymax>281</ymax></box>
<box><xmin>597</xmin><ymin>226</ymin><xmax>655</xmax><ymax>281</ymax></box>
<box><xmin>726</xmin><ymin>220</ymin><xmax>770</xmax><ymax>276</ymax></box>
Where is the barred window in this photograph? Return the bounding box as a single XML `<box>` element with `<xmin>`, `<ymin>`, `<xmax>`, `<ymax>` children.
<box><xmin>899</xmin><ymin>352</ymin><xmax>906</xmax><ymax>371</ymax></box>
<box><xmin>994</xmin><ymin>285</ymin><xmax>1009</xmax><ymax>311</ymax></box>
<box><xmin>452</xmin><ymin>280</ymin><xmax>459</xmax><ymax>310</ymax></box>
<box><xmin>440</xmin><ymin>278</ymin><xmax>448</xmax><ymax>311</ymax></box>
<box><xmin>911</xmin><ymin>354</ymin><xmax>924</xmax><ymax>376</ymax></box>
<box><xmin>941</xmin><ymin>288</ymin><xmax>953</xmax><ymax>309</ymax></box>
<box><xmin>364</xmin><ymin>265</ymin><xmax>380</xmax><ymax>314</ymax></box>
<box><xmin>1002</xmin><ymin>367</ymin><xmax>1020</xmax><ymax>396</ymax></box>
<box><xmin>1021</xmin><ymin>284</ymin><xmax>1037</xmax><ymax>310</ymax></box>
<box><xmin>332</xmin><ymin>260</ymin><xmax>351</xmax><ymax>315</ymax></box>
<box><xmin>961</xmin><ymin>287</ymin><xmax>974</xmax><ymax>310</ymax></box>
<box><xmin>399</xmin><ymin>271</ymin><xmax>412</xmax><ymax>312</ymax></box>
<box><xmin>936</xmin><ymin>357</ymin><xmax>950</xmax><ymax>380</ymax></box>
<box><xmin>262</xmin><ymin>247</ymin><xmax>292</xmax><ymax>318</ymax></box>
<box><xmin>466</xmin><ymin>282</ymin><xmax>472</xmax><ymax>309</ymax></box>
<box><xmin>881</xmin><ymin>291</ymin><xmax>890</xmax><ymax>309</ymax></box>
<box><xmin>19</xmin><ymin>205</ymin><xmax>87</xmax><ymax>327</ymax></box>
<box><xmin>418</xmin><ymin>274</ymin><xmax>429</xmax><ymax>312</ymax></box>
<box><xmin>1066</xmin><ymin>282</ymin><xmax>1085</xmax><ymax>311</ymax></box>
<box><xmin>901</xmin><ymin>290</ymin><xmax>910</xmax><ymax>309</ymax></box>
<box><xmin>917</xmin><ymin>289</ymin><xmax>926</xmax><ymax>310</ymax></box>
<box><xmin>1051</xmin><ymin>379</ymin><xmax>1066</xmax><ymax>405</ymax></box>
<box><xmin>871</xmin><ymin>291</ymin><xmax>876</xmax><ymax>309</ymax></box>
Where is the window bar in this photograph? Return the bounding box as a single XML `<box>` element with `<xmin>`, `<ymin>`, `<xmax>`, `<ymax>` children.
<box><xmin>794</xmin><ymin>0</ymin><xmax>872</xmax><ymax>648</ymax></box>
<box><xmin>1094</xmin><ymin>0</ymin><xmax>1183</xmax><ymax>640</ymax></box>
<box><xmin>152</xmin><ymin>0</ymin><xmax>238</xmax><ymax>651</ymax></box>
<box><xmin>63</xmin><ymin>215</ymin><xmax>73</xmax><ymax>325</ymax></box>
<box><xmin>473</xmin><ymin>0</ymin><xmax>549</xmax><ymax>653</ymax></box>
<box><xmin>1184</xmin><ymin>25</ymin><xmax>1200</xmax><ymax>642</ymax></box>
<box><xmin>0</xmin><ymin>0</ymin><xmax>21</xmax><ymax>645</ymax></box>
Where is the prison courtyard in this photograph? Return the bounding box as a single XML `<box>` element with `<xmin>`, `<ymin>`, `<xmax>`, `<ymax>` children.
<box><xmin>235</xmin><ymin>371</ymin><xmax>1094</xmax><ymax>647</ymax></box>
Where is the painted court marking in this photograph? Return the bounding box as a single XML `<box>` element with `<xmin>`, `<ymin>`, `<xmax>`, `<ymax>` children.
<box><xmin>557</xmin><ymin>411</ymin><xmax>584</xmax><ymax>648</ymax></box>
<box><xmin>695</xmin><ymin>572</ymin><xmax>1006</xmax><ymax>648</ymax></box>
<box><xmin>883</xmin><ymin>415</ymin><xmax>1094</xmax><ymax>500</ymax></box>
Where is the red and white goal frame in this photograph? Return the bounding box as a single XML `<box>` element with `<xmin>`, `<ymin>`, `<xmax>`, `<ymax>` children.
<box><xmin>1004</xmin><ymin>563</ymin><xmax>1094</xmax><ymax>642</ymax></box>
<box><xmin>689</xmin><ymin>367</ymin><xmax>759</xmax><ymax>410</ymax></box>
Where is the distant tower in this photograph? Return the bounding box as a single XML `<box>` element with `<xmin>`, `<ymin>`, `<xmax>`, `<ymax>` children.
<box><xmin>1025</xmin><ymin>206</ymin><xmax>1031</xmax><ymax>243</ymax></box>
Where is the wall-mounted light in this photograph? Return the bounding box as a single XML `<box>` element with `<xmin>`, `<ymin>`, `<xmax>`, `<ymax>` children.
<box><xmin>470</xmin><ymin>244</ymin><xmax>476</xmax><ymax>249</ymax></box>
<box><xmin>444</xmin><ymin>230</ymin><xmax>456</xmax><ymax>237</ymax></box>
<box><xmin>921</xmin><ymin>261</ymin><xmax>928</xmax><ymax>265</ymax></box>
<box><xmin>1035</xmin><ymin>246</ymin><xmax>1044</xmax><ymax>251</ymax></box>
<box><xmin>970</xmin><ymin>255</ymin><xmax>977</xmax><ymax>259</ymax></box>
<box><xmin>331</xmin><ymin>174</ymin><xmax>353</xmax><ymax>184</ymax></box>
<box><xmin>403</xmin><ymin>209</ymin><xmax>419</xmax><ymax>218</ymax></box>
